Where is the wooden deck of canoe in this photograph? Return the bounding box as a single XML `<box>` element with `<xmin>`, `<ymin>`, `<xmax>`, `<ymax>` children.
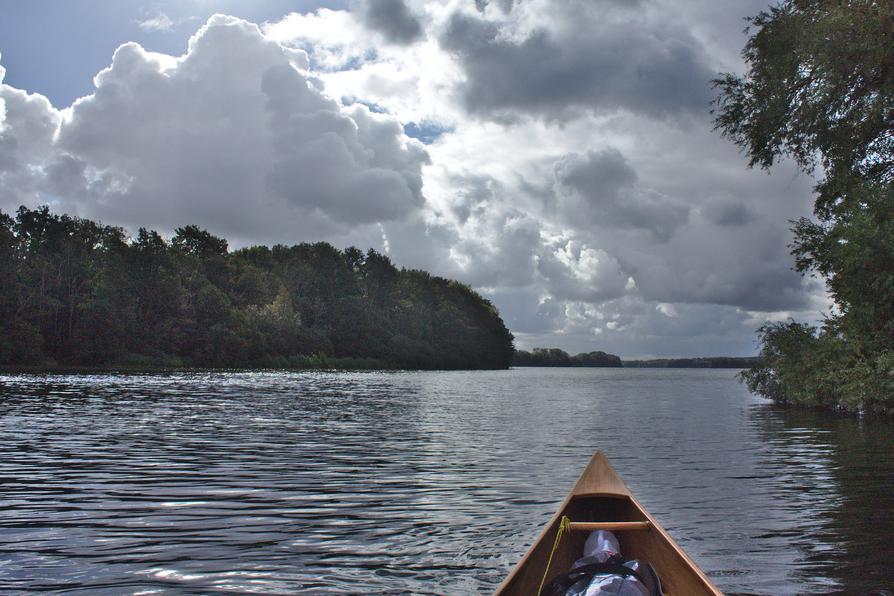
<box><xmin>495</xmin><ymin>451</ymin><xmax>722</xmax><ymax>595</ymax></box>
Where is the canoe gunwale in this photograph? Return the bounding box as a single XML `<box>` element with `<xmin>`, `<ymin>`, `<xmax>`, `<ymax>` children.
<box><xmin>625</xmin><ymin>492</ymin><xmax>722</xmax><ymax>594</ymax></box>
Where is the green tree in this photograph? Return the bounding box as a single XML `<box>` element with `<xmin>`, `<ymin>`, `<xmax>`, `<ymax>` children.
<box><xmin>0</xmin><ymin>212</ymin><xmax>43</xmax><ymax>363</ymax></box>
<box><xmin>714</xmin><ymin>1</ymin><xmax>894</xmax><ymax>413</ymax></box>
<box><xmin>173</xmin><ymin>224</ymin><xmax>230</xmax><ymax>289</ymax></box>
<box><xmin>172</xmin><ymin>225</ymin><xmax>228</xmax><ymax>258</ymax></box>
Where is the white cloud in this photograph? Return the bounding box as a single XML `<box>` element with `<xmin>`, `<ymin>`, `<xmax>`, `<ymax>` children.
<box><xmin>265</xmin><ymin>9</ymin><xmax>371</xmax><ymax>71</ymax></box>
<box><xmin>266</xmin><ymin>6</ymin><xmax>463</xmax><ymax>127</ymax></box>
<box><xmin>657</xmin><ymin>303</ymin><xmax>678</xmax><ymax>318</ymax></box>
<box><xmin>537</xmin><ymin>240</ymin><xmax>629</xmax><ymax>304</ymax></box>
<box><xmin>0</xmin><ymin>80</ymin><xmax>62</xmax><ymax>208</ymax></box>
<box><xmin>2</xmin><ymin>14</ymin><xmax>429</xmax><ymax>245</ymax></box>
<box><xmin>138</xmin><ymin>13</ymin><xmax>175</xmax><ymax>32</ymax></box>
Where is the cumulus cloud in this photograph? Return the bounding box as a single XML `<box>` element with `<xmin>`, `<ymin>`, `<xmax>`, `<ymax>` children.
<box><xmin>0</xmin><ymin>71</ymin><xmax>61</xmax><ymax>208</ymax></box>
<box><xmin>361</xmin><ymin>0</ymin><xmax>424</xmax><ymax>45</ymax></box>
<box><xmin>537</xmin><ymin>239</ymin><xmax>630</xmax><ymax>303</ymax></box>
<box><xmin>424</xmin><ymin>180</ymin><xmax>542</xmax><ymax>289</ymax></box>
<box><xmin>263</xmin><ymin>69</ymin><xmax>429</xmax><ymax>223</ymax></box>
<box><xmin>1</xmin><ymin>14</ymin><xmax>429</xmax><ymax>241</ymax></box>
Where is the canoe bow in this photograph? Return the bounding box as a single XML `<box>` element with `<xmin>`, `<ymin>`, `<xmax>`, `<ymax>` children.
<box><xmin>495</xmin><ymin>451</ymin><xmax>723</xmax><ymax>595</ymax></box>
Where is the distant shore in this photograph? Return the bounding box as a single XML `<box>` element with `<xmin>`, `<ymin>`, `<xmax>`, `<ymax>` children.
<box><xmin>513</xmin><ymin>348</ymin><xmax>759</xmax><ymax>369</ymax></box>
<box><xmin>621</xmin><ymin>357</ymin><xmax>760</xmax><ymax>369</ymax></box>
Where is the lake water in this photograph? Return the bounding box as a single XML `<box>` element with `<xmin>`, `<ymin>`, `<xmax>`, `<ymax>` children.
<box><xmin>0</xmin><ymin>368</ymin><xmax>892</xmax><ymax>595</ymax></box>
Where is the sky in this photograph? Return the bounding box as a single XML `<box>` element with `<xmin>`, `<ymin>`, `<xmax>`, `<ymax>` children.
<box><xmin>0</xmin><ymin>0</ymin><xmax>830</xmax><ymax>358</ymax></box>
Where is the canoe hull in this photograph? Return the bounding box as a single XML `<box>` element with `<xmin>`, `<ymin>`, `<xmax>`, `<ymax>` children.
<box><xmin>495</xmin><ymin>452</ymin><xmax>722</xmax><ymax>595</ymax></box>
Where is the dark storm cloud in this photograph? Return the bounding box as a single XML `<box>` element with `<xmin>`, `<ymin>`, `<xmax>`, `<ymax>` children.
<box><xmin>701</xmin><ymin>199</ymin><xmax>755</xmax><ymax>226</ymax></box>
<box><xmin>439</xmin><ymin>8</ymin><xmax>715</xmax><ymax>121</ymax></box>
<box><xmin>635</xmin><ymin>260</ymin><xmax>816</xmax><ymax>313</ymax></box>
<box><xmin>558</xmin><ymin>147</ymin><xmax>636</xmax><ymax>193</ymax></box>
<box><xmin>624</xmin><ymin>209</ymin><xmax>818</xmax><ymax>312</ymax></box>
<box><xmin>361</xmin><ymin>0</ymin><xmax>424</xmax><ymax>45</ymax></box>
<box><xmin>554</xmin><ymin>149</ymin><xmax>689</xmax><ymax>242</ymax></box>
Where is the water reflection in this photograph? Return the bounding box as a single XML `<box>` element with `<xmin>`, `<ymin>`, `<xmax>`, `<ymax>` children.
<box><xmin>749</xmin><ymin>406</ymin><xmax>894</xmax><ymax>595</ymax></box>
<box><xmin>0</xmin><ymin>369</ymin><xmax>891</xmax><ymax>594</ymax></box>
<box><xmin>740</xmin><ymin>406</ymin><xmax>844</xmax><ymax>594</ymax></box>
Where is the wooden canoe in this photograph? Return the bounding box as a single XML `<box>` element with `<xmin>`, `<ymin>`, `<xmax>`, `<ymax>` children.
<box><xmin>495</xmin><ymin>451</ymin><xmax>722</xmax><ymax>595</ymax></box>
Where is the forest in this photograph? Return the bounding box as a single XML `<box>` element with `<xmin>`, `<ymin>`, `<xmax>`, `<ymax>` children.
<box><xmin>513</xmin><ymin>348</ymin><xmax>622</xmax><ymax>367</ymax></box>
<box><xmin>0</xmin><ymin>206</ymin><xmax>515</xmax><ymax>370</ymax></box>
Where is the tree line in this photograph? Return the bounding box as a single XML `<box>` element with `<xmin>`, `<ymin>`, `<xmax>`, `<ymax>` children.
<box><xmin>0</xmin><ymin>206</ymin><xmax>515</xmax><ymax>370</ymax></box>
<box><xmin>714</xmin><ymin>1</ymin><xmax>894</xmax><ymax>413</ymax></box>
<box><xmin>513</xmin><ymin>348</ymin><xmax>622</xmax><ymax>367</ymax></box>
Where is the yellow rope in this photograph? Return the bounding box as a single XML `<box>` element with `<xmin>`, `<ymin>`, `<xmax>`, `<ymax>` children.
<box><xmin>537</xmin><ymin>515</ymin><xmax>571</xmax><ymax>596</ymax></box>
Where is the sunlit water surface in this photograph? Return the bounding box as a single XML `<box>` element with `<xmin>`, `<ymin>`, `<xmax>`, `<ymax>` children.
<box><xmin>1</xmin><ymin>368</ymin><xmax>892</xmax><ymax>595</ymax></box>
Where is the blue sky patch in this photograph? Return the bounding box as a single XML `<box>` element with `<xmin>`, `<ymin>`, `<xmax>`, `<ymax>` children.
<box><xmin>403</xmin><ymin>121</ymin><xmax>452</xmax><ymax>145</ymax></box>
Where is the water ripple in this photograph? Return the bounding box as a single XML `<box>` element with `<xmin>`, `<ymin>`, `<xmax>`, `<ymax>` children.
<box><xmin>0</xmin><ymin>369</ymin><xmax>892</xmax><ymax>595</ymax></box>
